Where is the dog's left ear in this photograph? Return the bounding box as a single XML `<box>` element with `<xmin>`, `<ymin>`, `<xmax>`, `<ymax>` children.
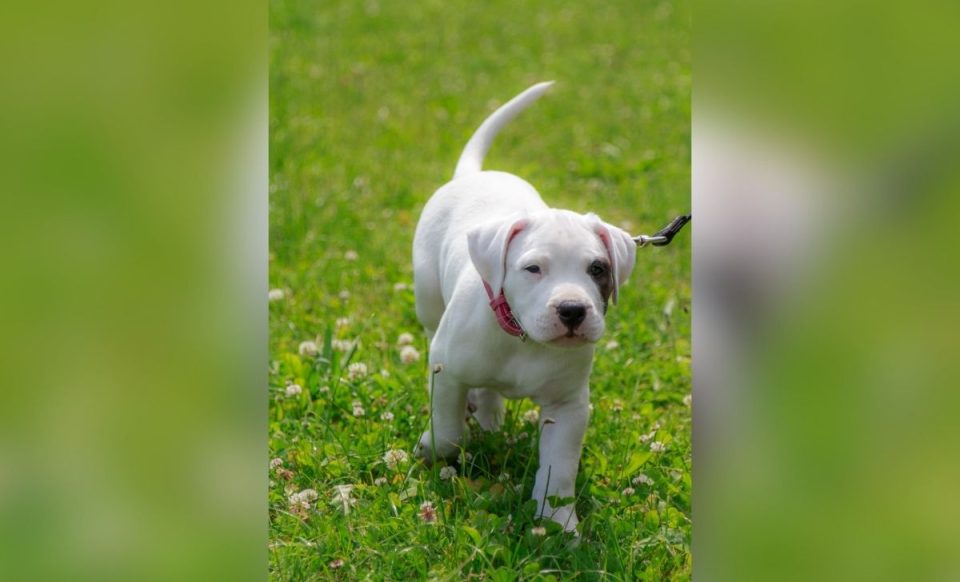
<box><xmin>466</xmin><ymin>216</ymin><xmax>529</xmax><ymax>297</ymax></box>
<box><xmin>587</xmin><ymin>214</ymin><xmax>637</xmax><ymax>305</ymax></box>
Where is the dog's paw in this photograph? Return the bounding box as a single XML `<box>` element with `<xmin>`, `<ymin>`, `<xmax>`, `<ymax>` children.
<box><xmin>540</xmin><ymin>503</ymin><xmax>580</xmax><ymax>535</ymax></box>
<box><xmin>414</xmin><ymin>430</ymin><xmax>461</xmax><ymax>463</ymax></box>
<box><xmin>467</xmin><ymin>388</ymin><xmax>504</xmax><ymax>432</ymax></box>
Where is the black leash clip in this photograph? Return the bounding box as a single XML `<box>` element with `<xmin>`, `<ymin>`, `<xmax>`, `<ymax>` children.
<box><xmin>633</xmin><ymin>214</ymin><xmax>691</xmax><ymax>247</ymax></box>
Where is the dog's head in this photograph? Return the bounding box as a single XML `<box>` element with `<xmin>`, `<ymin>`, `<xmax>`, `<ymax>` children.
<box><xmin>467</xmin><ymin>209</ymin><xmax>636</xmax><ymax>347</ymax></box>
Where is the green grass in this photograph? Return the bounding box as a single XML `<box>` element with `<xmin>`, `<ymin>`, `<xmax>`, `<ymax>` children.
<box><xmin>269</xmin><ymin>0</ymin><xmax>690</xmax><ymax>579</ymax></box>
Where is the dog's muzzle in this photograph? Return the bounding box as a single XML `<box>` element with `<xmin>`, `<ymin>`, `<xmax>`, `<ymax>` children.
<box><xmin>556</xmin><ymin>300</ymin><xmax>587</xmax><ymax>330</ymax></box>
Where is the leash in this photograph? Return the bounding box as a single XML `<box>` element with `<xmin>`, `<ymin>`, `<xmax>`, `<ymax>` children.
<box><xmin>633</xmin><ymin>214</ymin><xmax>691</xmax><ymax>247</ymax></box>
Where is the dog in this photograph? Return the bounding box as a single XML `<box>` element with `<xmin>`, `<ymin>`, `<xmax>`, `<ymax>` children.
<box><xmin>412</xmin><ymin>82</ymin><xmax>636</xmax><ymax>532</ymax></box>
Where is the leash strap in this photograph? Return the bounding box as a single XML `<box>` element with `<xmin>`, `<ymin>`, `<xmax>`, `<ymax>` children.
<box><xmin>633</xmin><ymin>214</ymin><xmax>691</xmax><ymax>247</ymax></box>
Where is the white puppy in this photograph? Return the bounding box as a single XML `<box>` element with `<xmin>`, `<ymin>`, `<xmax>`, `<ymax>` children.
<box><xmin>412</xmin><ymin>82</ymin><xmax>636</xmax><ymax>532</ymax></box>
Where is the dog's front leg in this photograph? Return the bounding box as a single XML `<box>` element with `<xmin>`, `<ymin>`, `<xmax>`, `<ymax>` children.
<box><xmin>415</xmin><ymin>374</ymin><xmax>468</xmax><ymax>463</ymax></box>
<box><xmin>532</xmin><ymin>389</ymin><xmax>589</xmax><ymax>533</ymax></box>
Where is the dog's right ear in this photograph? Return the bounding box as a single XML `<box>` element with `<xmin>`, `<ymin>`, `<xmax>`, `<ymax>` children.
<box><xmin>467</xmin><ymin>217</ymin><xmax>529</xmax><ymax>297</ymax></box>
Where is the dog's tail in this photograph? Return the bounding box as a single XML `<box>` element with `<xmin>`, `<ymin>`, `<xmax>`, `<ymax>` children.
<box><xmin>453</xmin><ymin>81</ymin><xmax>555</xmax><ymax>179</ymax></box>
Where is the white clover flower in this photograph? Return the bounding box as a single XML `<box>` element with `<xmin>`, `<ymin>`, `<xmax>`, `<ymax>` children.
<box><xmin>522</xmin><ymin>408</ymin><xmax>540</xmax><ymax>424</ymax></box>
<box><xmin>663</xmin><ymin>298</ymin><xmax>676</xmax><ymax>317</ymax></box>
<box><xmin>632</xmin><ymin>473</ymin><xmax>654</xmax><ymax>486</ymax></box>
<box><xmin>288</xmin><ymin>502</ymin><xmax>308</xmax><ymax>518</ymax></box>
<box><xmin>400</xmin><ymin>345</ymin><xmax>420</xmax><ymax>364</ymax></box>
<box><xmin>605</xmin><ymin>340</ymin><xmax>620</xmax><ymax>350</ymax></box>
<box><xmin>650</xmin><ymin>441</ymin><xmax>666</xmax><ymax>453</ymax></box>
<box><xmin>397</xmin><ymin>332</ymin><xmax>415</xmax><ymax>346</ymax></box>
<box><xmin>344</xmin><ymin>250</ymin><xmax>359</xmax><ymax>261</ymax></box>
<box><xmin>497</xmin><ymin>472</ymin><xmax>510</xmax><ymax>483</ymax></box>
<box><xmin>380</xmin><ymin>411</ymin><xmax>394</xmax><ymax>422</ymax></box>
<box><xmin>639</xmin><ymin>430</ymin><xmax>657</xmax><ymax>443</ymax></box>
<box><xmin>351</xmin><ymin>400</ymin><xmax>366</xmax><ymax>417</ymax></box>
<box><xmin>380</xmin><ymin>369</ymin><xmax>390</xmax><ymax>378</ymax></box>
<box><xmin>329</xmin><ymin>558</ymin><xmax>345</xmax><ymax>570</ymax></box>
<box><xmin>383</xmin><ymin>448</ymin><xmax>409</xmax><ymax>470</ymax></box>
<box><xmin>347</xmin><ymin>362</ymin><xmax>368</xmax><ymax>379</ymax></box>
<box><xmin>622</xmin><ymin>487</ymin><xmax>636</xmax><ymax>496</ymax></box>
<box><xmin>318</xmin><ymin>385</ymin><xmax>330</xmax><ymax>394</ymax></box>
<box><xmin>530</xmin><ymin>526</ymin><xmax>547</xmax><ymax>536</ymax></box>
<box><xmin>339</xmin><ymin>290</ymin><xmax>350</xmax><ymax>300</ymax></box>
<box><xmin>393</xmin><ymin>282</ymin><xmax>409</xmax><ymax>292</ymax></box>
<box><xmin>285</xmin><ymin>383</ymin><xmax>303</xmax><ymax>398</ymax></box>
<box><xmin>611</xmin><ymin>399</ymin><xmax>624</xmax><ymax>412</ymax></box>
<box><xmin>330</xmin><ymin>484</ymin><xmax>357</xmax><ymax>514</ymax></box>
<box><xmin>331</xmin><ymin>338</ymin><xmax>358</xmax><ymax>352</ymax></box>
<box><xmin>298</xmin><ymin>341</ymin><xmax>319</xmax><ymax>357</ymax></box>
<box><xmin>419</xmin><ymin>501</ymin><xmax>437</xmax><ymax>523</ymax></box>
<box><xmin>683</xmin><ymin>393</ymin><xmax>692</xmax><ymax>407</ymax></box>
<box><xmin>287</xmin><ymin>488</ymin><xmax>319</xmax><ymax>511</ymax></box>
<box><xmin>268</xmin><ymin>288</ymin><xmax>285</xmax><ymax>302</ymax></box>
<box><xmin>335</xmin><ymin>317</ymin><xmax>351</xmax><ymax>329</ymax></box>
<box><xmin>269</xmin><ymin>457</ymin><xmax>283</xmax><ymax>470</ymax></box>
<box><xmin>373</xmin><ymin>477</ymin><xmax>388</xmax><ymax>486</ymax></box>
<box><xmin>439</xmin><ymin>466</ymin><xmax>457</xmax><ymax>480</ymax></box>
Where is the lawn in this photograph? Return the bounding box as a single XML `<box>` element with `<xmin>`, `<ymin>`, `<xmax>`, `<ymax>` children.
<box><xmin>269</xmin><ymin>0</ymin><xmax>691</xmax><ymax>579</ymax></box>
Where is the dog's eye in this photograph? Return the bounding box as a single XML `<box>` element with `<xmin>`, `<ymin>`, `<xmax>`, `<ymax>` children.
<box><xmin>588</xmin><ymin>261</ymin><xmax>608</xmax><ymax>278</ymax></box>
<box><xmin>524</xmin><ymin>265</ymin><xmax>541</xmax><ymax>274</ymax></box>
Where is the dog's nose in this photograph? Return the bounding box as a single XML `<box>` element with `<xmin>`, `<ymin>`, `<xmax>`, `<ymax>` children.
<box><xmin>556</xmin><ymin>301</ymin><xmax>587</xmax><ymax>329</ymax></box>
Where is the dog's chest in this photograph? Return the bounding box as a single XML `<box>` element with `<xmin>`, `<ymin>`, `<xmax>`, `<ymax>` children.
<box><xmin>456</xmin><ymin>345</ymin><xmax>594</xmax><ymax>400</ymax></box>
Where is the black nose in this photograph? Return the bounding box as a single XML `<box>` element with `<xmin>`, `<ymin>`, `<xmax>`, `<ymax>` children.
<box><xmin>556</xmin><ymin>301</ymin><xmax>587</xmax><ymax>329</ymax></box>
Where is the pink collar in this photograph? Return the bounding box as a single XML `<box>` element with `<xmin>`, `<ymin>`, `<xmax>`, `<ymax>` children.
<box><xmin>482</xmin><ymin>282</ymin><xmax>525</xmax><ymax>338</ymax></box>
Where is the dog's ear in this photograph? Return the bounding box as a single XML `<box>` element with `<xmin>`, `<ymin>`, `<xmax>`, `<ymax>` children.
<box><xmin>587</xmin><ymin>214</ymin><xmax>637</xmax><ymax>305</ymax></box>
<box><xmin>466</xmin><ymin>217</ymin><xmax>529</xmax><ymax>297</ymax></box>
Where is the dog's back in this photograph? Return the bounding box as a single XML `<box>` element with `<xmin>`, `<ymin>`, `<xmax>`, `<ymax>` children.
<box><xmin>413</xmin><ymin>83</ymin><xmax>555</xmax><ymax>338</ymax></box>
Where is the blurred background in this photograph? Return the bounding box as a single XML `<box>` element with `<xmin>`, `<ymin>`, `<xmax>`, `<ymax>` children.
<box><xmin>1</xmin><ymin>0</ymin><xmax>958</xmax><ymax>579</ymax></box>
<box><xmin>695</xmin><ymin>0</ymin><xmax>960</xmax><ymax>580</ymax></box>
<box><xmin>0</xmin><ymin>0</ymin><xmax>265</xmax><ymax>579</ymax></box>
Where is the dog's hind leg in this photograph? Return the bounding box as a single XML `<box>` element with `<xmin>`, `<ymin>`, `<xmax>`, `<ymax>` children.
<box><xmin>467</xmin><ymin>388</ymin><xmax>504</xmax><ymax>432</ymax></box>
<box><xmin>415</xmin><ymin>374</ymin><xmax>468</xmax><ymax>462</ymax></box>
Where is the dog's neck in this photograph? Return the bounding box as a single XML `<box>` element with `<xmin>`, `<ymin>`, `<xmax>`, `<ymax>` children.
<box><xmin>481</xmin><ymin>281</ymin><xmax>526</xmax><ymax>339</ymax></box>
